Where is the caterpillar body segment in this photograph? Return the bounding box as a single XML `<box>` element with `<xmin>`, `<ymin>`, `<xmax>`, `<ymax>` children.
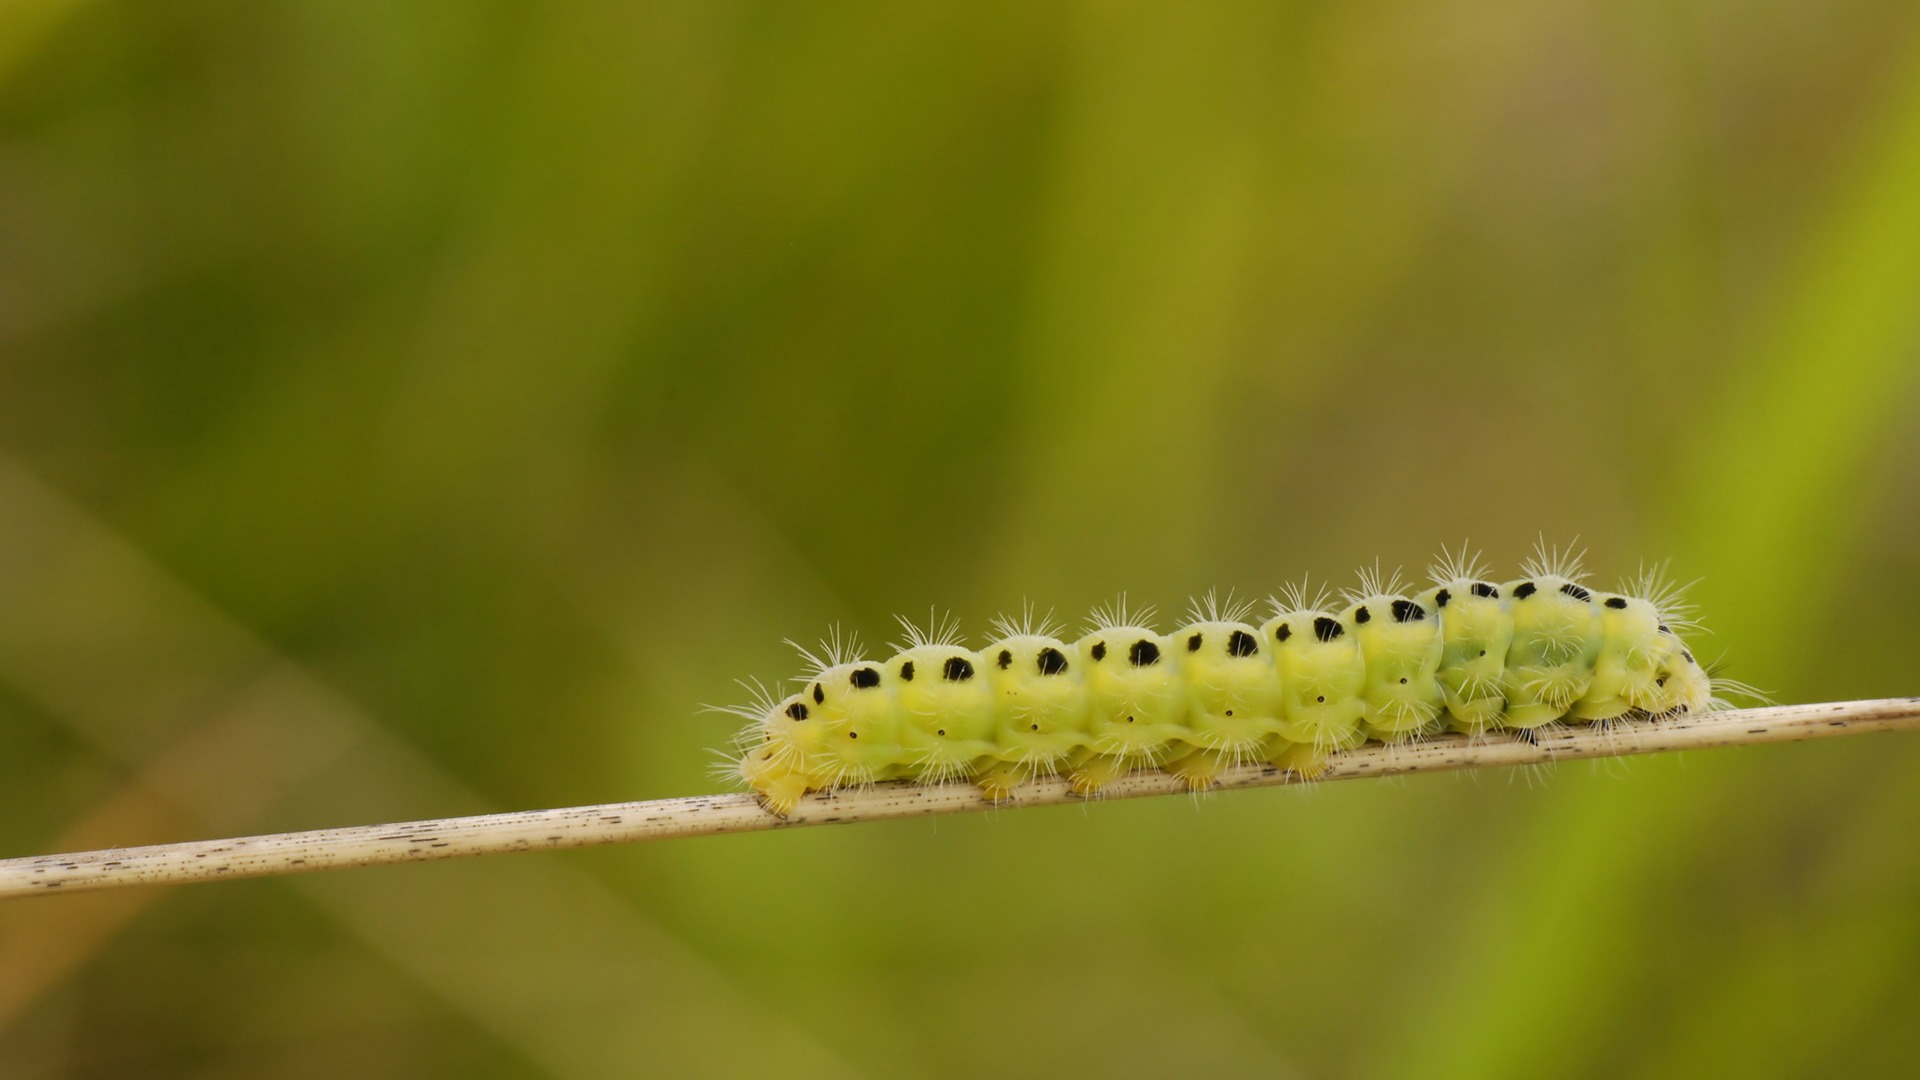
<box><xmin>974</xmin><ymin>631</ymin><xmax>1092</xmax><ymax>800</ymax></box>
<box><xmin>1499</xmin><ymin>574</ymin><xmax>1604</xmax><ymax>729</ymax></box>
<box><xmin>1258</xmin><ymin>606</ymin><xmax>1367</xmax><ymax>777</ymax></box>
<box><xmin>891</xmin><ymin>643</ymin><xmax>999</xmax><ymax>785</ymax></box>
<box><xmin>730</xmin><ymin>554</ymin><xmax>1722</xmax><ymax>813</ymax></box>
<box><xmin>1162</xmin><ymin>616</ymin><xmax>1286</xmax><ymax>791</ymax></box>
<box><xmin>1346</xmin><ymin>592</ymin><xmax>1445</xmax><ymax>742</ymax></box>
<box><xmin>1067</xmin><ymin>625</ymin><xmax>1189</xmax><ymax>795</ymax></box>
<box><xmin>809</xmin><ymin>660</ymin><xmax>907</xmax><ymax>786</ymax></box>
<box><xmin>1571</xmin><ymin>591</ymin><xmax>1661</xmax><ymax>722</ymax></box>
<box><xmin>1417</xmin><ymin>578</ymin><xmax>1513</xmax><ymax>736</ymax></box>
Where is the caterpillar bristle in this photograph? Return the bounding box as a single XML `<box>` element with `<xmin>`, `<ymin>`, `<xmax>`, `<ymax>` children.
<box><xmin>1522</xmin><ymin>535</ymin><xmax>1589</xmax><ymax>584</ymax></box>
<box><xmin>1345</xmin><ymin>560</ymin><xmax>1409</xmax><ymax>603</ymax></box>
<box><xmin>705</xmin><ymin>701</ymin><xmax>764</xmax><ymax>725</ymax></box>
<box><xmin>1626</xmin><ymin>562</ymin><xmax>1705</xmax><ymax>634</ymax></box>
<box><xmin>896</xmin><ymin>608</ymin><xmax>965</xmax><ymax>650</ymax></box>
<box><xmin>707</xmin><ymin>745</ymin><xmax>751</xmax><ymax>783</ymax></box>
<box><xmin>703</xmin><ymin>677</ymin><xmax>781</xmax><ymax>724</ymax></box>
<box><xmin>1087</xmin><ymin>594</ymin><xmax>1156</xmax><ymax>633</ymax></box>
<box><xmin>1186</xmin><ymin>588</ymin><xmax>1256</xmax><ymax>626</ymax></box>
<box><xmin>1708</xmin><ymin>674</ymin><xmax>1771</xmax><ymax>709</ymax></box>
<box><xmin>1429</xmin><ymin>542</ymin><xmax>1490</xmax><ymax>587</ymax></box>
<box><xmin>989</xmin><ymin>601</ymin><xmax>1063</xmax><ymax>641</ymax></box>
<box><xmin>1271</xmin><ymin>577</ymin><xmax>1332</xmax><ymax>615</ymax></box>
<box><xmin>786</xmin><ymin>626</ymin><xmax>865</xmax><ymax>677</ymax></box>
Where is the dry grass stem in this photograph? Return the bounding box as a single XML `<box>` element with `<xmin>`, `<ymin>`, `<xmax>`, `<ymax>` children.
<box><xmin>4</xmin><ymin>698</ymin><xmax>1915</xmax><ymax>899</ymax></box>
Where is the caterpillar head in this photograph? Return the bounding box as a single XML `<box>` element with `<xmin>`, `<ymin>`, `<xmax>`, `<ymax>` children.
<box><xmin>1638</xmin><ymin>625</ymin><xmax>1713</xmax><ymax>715</ymax></box>
<box><xmin>752</xmin><ymin>691</ymin><xmax>831</xmax><ymax>755</ymax></box>
<box><xmin>738</xmin><ymin>692</ymin><xmax>830</xmax><ymax>814</ymax></box>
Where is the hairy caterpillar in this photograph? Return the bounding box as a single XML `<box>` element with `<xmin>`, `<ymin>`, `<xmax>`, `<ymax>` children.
<box><xmin>721</xmin><ymin>547</ymin><xmax>1731</xmax><ymax>814</ymax></box>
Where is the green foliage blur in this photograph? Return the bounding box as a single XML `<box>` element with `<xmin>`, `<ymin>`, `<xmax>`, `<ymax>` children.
<box><xmin>4</xmin><ymin>2</ymin><xmax>1919</xmax><ymax>1077</ymax></box>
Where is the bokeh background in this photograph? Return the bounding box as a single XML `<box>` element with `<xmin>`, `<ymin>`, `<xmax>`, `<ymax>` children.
<box><xmin>3</xmin><ymin>2</ymin><xmax>1919</xmax><ymax>1077</ymax></box>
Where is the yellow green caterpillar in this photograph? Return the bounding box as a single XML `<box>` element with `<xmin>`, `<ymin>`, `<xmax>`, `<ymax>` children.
<box><xmin>724</xmin><ymin>547</ymin><xmax>1724</xmax><ymax>814</ymax></box>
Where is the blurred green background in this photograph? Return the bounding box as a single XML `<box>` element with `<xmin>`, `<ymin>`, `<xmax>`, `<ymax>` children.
<box><xmin>3</xmin><ymin>2</ymin><xmax>1919</xmax><ymax>1077</ymax></box>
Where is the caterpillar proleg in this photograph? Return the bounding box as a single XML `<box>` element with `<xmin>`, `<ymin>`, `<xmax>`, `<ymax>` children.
<box><xmin>722</xmin><ymin>547</ymin><xmax>1733</xmax><ymax>814</ymax></box>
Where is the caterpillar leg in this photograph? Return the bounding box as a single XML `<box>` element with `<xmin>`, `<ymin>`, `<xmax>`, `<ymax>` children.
<box><xmin>750</xmin><ymin>771</ymin><xmax>813</xmax><ymax>816</ymax></box>
<box><xmin>1269</xmin><ymin>741</ymin><xmax>1333</xmax><ymax>779</ymax></box>
<box><xmin>1163</xmin><ymin>747</ymin><xmax>1232</xmax><ymax>792</ymax></box>
<box><xmin>1067</xmin><ymin>753</ymin><xmax>1132</xmax><ymax>796</ymax></box>
<box><xmin>736</xmin><ymin>746</ymin><xmax>821</xmax><ymax>815</ymax></box>
<box><xmin>1501</xmin><ymin>702</ymin><xmax>1567</xmax><ymax>731</ymax></box>
<box><xmin>974</xmin><ymin>763</ymin><xmax>1026</xmax><ymax>802</ymax></box>
<box><xmin>1568</xmin><ymin>698</ymin><xmax>1633</xmax><ymax>723</ymax></box>
<box><xmin>1445</xmin><ymin>697</ymin><xmax>1507</xmax><ymax>737</ymax></box>
<box><xmin>1361</xmin><ymin>698</ymin><xmax>1442</xmax><ymax>743</ymax></box>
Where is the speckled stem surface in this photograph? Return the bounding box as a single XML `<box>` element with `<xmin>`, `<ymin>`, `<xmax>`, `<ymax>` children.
<box><xmin>4</xmin><ymin>698</ymin><xmax>1916</xmax><ymax>899</ymax></box>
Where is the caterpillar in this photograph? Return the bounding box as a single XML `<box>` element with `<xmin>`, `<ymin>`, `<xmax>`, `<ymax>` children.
<box><xmin>721</xmin><ymin>546</ymin><xmax>1730</xmax><ymax>814</ymax></box>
